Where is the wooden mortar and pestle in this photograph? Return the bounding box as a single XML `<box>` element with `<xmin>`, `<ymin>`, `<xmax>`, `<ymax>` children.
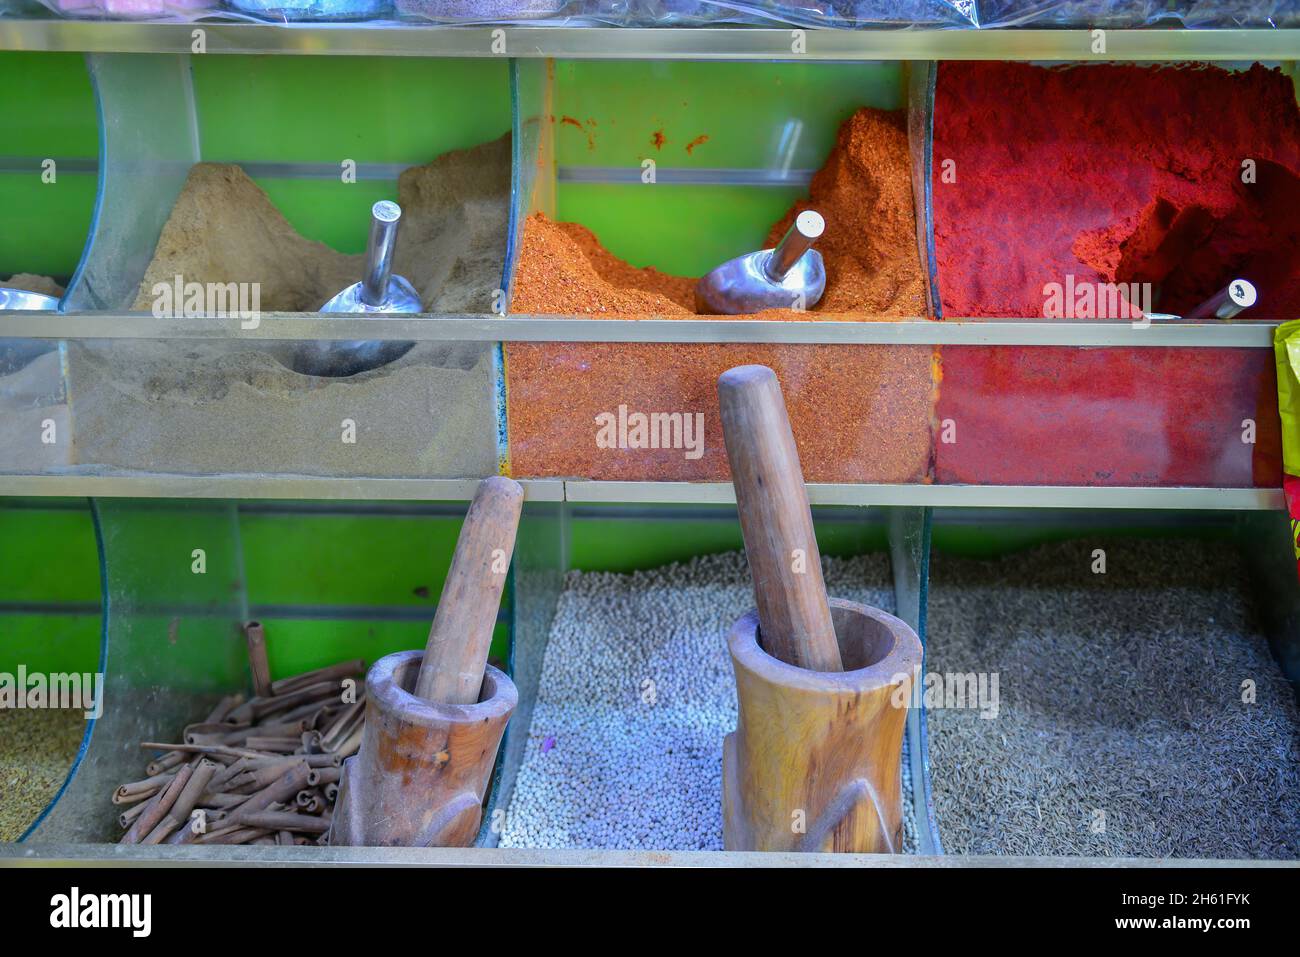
<box><xmin>330</xmin><ymin>476</ymin><xmax>524</xmax><ymax>848</ymax></box>
<box><xmin>718</xmin><ymin>365</ymin><xmax>922</xmax><ymax>853</ymax></box>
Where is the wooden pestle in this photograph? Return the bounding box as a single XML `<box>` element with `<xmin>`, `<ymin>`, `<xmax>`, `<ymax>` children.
<box><xmin>413</xmin><ymin>476</ymin><xmax>525</xmax><ymax>705</ymax></box>
<box><xmin>717</xmin><ymin>365</ymin><xmax>843</xmax><ymax>672</ymax></box>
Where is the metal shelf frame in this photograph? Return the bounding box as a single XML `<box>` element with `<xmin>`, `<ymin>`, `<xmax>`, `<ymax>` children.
<box><xmin>1</xmin><ymin>22</ymin><xmax>1298</xmax><ymax>61</ymax></box>
<box><xmin>0</xmin><ymin>313</ymin><xmax>1279</xmax><ymax>347</ymax></box>
<box><xmin>0</xmin><ymin>474</ymin><xmax>1280</xmax><ymax>509</ymax></box>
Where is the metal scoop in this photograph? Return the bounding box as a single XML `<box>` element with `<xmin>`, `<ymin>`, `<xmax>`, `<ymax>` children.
<box><xmin>1143</xmin><ymin>279</ymin><xmax>1257</xmax><ymax>323</ymax></box>
<box><xmin>695</xmin><ymin>210</ymin><xmax>827</xmax><ymax>315</ymax></box>
<box><xmin>294</xmin><ymin>200</ymin><xmax>420</xmax><ymax>378</ymax></box>
<box><xmin>0</xmin><ymin>288</ymin><xmax>60</xmax><ymax>312</ymax></box>
<box><xmin>1183</xmin><ymin>279</ymin><xmax>1256</xmax><ymax>320</ymax></box>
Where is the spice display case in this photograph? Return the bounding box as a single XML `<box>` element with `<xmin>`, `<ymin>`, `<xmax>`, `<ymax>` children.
<box><xmin>0</xmin><ymin>19</ymin><xmax>1298</xmax><ymax>870</ymax></box>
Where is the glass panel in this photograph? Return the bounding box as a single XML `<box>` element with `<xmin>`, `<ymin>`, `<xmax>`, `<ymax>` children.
<box><xmin>487</xmin><ymin>497</ymin><xmax>566</xmax><ymax>846</ymax></box>
<box><xmin>507</xmin><ymin>341</ymin><xmax>934</xmax><ymax>483</ymax></box>
<box><xmin>934</xmin><ymin>345</ymin><xmax>1281</xmax><ymax>488</ymax></box>
<box><xmin>886</xmin><ymin>505</ymin><xmax>941</xmax><ymax>854</ymax></box>
<box><xmin>57</xmin><ymin>337</ymin><xmax>499</xmax><ymax>478</ymax></box>
<box><xmin>28</xmin><ymin>499</ymin><xmax>247</xmax><ymax>842</ymax></box>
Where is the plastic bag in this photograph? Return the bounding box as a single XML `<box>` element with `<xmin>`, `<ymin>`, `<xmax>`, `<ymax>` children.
<box><xmin>1274</xmin><ymin>319</ymin><xmax>1300</xmax><ymax>580</ymax></box>
<box><xmin>975</xmin><ymin>1</ymin><xmax>1181</xmax><ymax>27</ymax></box>
<box><xmin>40</xmin><ymin>0</ymin><xmax>217</xmax><ymax>18</ymax></box>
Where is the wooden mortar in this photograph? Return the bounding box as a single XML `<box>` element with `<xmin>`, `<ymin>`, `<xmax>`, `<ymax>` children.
<box><xmin>722</xmin><ymin>598</ymin><xmax>921</xmax><ymax>853</ymax></box>
<box><xmin>331</xmin><ymin>476</ymin><xmax>523</xmax><ymax>847</ymax></box>
<box><xmin>718</xmin><ymin>363</ymin><xmax>921</xmax><ymax>854</ymax></box>
<box><xmin>330</xmin><ymin>649</ymin><xmax>517</xmax><ymax>847</ymax></box>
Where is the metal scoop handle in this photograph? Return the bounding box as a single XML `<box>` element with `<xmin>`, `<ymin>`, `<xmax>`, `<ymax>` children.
<box><xmin>1183</xmin><ymin>279</ymin><xmax>1257</xmax><ymax>321</ymax></box>
<box><xmin>361</xmin><ymin>200</ymin><xmax>402</xmax><ymax>308</ymax></box>
<box><xmin>765</xmin><ymin>210</ymin><xmax>826</xmax><ymax>282</ymax></box>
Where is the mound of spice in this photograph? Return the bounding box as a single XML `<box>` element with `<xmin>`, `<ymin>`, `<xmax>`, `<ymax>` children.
<box><xmin>932</xmin><ymin>62</ymin><xmax>1300</xmax><ymax>320</ymax></box>
<box><xmin>507</xmin><ymin>107</ymin><xmax>932</xmax><ymax>483</ymax></box>
<box><xmin>512</xmin><ymin>107</ymin><xmax>926</xmax><ymax>320</ymax></box>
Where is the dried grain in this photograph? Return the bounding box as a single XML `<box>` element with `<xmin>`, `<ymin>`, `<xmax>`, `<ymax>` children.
<box><xmin>0</xmin><ymin>708</ymin><xmax>86</xmax><ymax>842</ymax></box>
<box><xmin>927</xmin><ymin>538</ymin><xmax>1300</xmax><ymax>859</ymax></box>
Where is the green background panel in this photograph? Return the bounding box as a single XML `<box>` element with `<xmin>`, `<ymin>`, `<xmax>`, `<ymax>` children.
<box><xmin>558</xmin><ymin>184</ymin><xmax>805</xmax><ymax>277</ymax></box>
<box><xmin>192</xmin><ymin>56</ymin><xmax>513</xmax><ymax>166</ymax></box>
<box><xmin>0</xmin><ymin>52</ymin><xmax>98</xmax><ymax>280</ymax></box>
<box><xmin>0</xmin><ymin>53</ymin><xmax>99</xmax><ymax>155</ymax></box>
<box><xmin>568</xmin><ymin>508</ymin><xmax>890</xmax><ymax>573</ymax></box>
<box><xmin>239</xmin><ymin>511</ymin><xmax>470</xmax><ymax>608</ymax></box>
<box><xmin>0</xmin><ymin>503</ymin><xmax>99</xmax><ymax>604</ymax></box>
<box><xmin>553</xmin><ymin>60</ymin><xmax>904</xmax><ymax>169</ymax></box>
<box><xmin>255</xmin><ymin>619</ymin><xmax>509</xmax><ymax>681</ymax></box>
<box><xmin>0</xmin><ymin>174</ymin><xmax>98</xmax><ymax>281</ymax></box>
<box><xmin>930</xmin><ymin>515</ymin><xmax>1236</xmax><ymax>558</ymax></box>
<box><xmin>0</xmin><ymin>617</ymin><xmax>100</xmax><ymax>677</ymax></box>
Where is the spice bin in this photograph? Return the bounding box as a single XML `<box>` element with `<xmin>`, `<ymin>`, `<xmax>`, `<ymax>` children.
<box><xmin>923</xmin><ymin>509</ymin><xmax>1300</xmax><ymax>860</ymax></box>
<box><xmin>503</xmin><ymin>59</ymin><xmax>937</xmax><ymax>483</ymax></box>
<box><xmin>46</xmin><ymin>53</ymin><xmax>512</xmax><ymax>480</ymax></box>
<box><xmin>0</xmin><ymin>52</ymin><xmax>97</xmax><ymax>475</ymax></box>
<box><xmin>926</xmin><ymin>59</ymin><xmax>1299</xmax><ymax>490</ymax></box>
<box><xmin>21</xmin><ymin>497</ymin><xmax>548</xmax><ymax>845</ymax></box>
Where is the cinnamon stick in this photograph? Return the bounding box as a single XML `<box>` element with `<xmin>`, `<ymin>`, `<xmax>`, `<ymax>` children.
<box><xmin>141</xmin><ymin>759</ymin><xmax>218</xmax><ymax>845</ymax></box>
<box><xmin>271</xmin><ymin>660</ymin><xmax>364</xmax><ymax>697</ymax></box>
<box><xmin>114</xmin><ymin>772</ymin><xmax>174</xmax><ymax>805</ymax></box>
<box><xmin>120</xmin><ymin>763</ymin><xmax>194</xmax><ymax>845</ymax></box>
<box><xmin>244</xmin><ymin>621</ymin><xmax>273</xmax><ymax>699</ymax></box>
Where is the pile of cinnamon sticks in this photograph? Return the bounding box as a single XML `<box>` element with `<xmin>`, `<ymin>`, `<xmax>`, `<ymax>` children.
<box><xmin>114</xmin><ymin>622</ymin><xmax>366</xmax><ymax>847</ymax></box>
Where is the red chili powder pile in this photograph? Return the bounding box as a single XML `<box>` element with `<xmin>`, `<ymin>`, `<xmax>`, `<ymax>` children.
<box><xmin>506</xmin><ymin>107</ymin><xmax>933</xmax><ymax>482</ymax></box>
<box><xmin>932</xmin><ymin>62</ymin><xmax>1300</xmax><ymax>320</ymax></box>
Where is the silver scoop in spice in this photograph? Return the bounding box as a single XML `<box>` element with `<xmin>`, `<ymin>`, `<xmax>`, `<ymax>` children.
<box><xmin>1143</xmin><ymin>279</ymin><xmax>1258</xmax><ymax>323</ymax></box>
<box><xmin>294</xmin><ymin>200</ymin><xmax>420</xmax><ymax>378</ymax></box>
<box><xmin>1183</xmin><ymin>279</ymin><xmax>1257</xmax><ymax>321</ymax></box>
<box><xmin>0</xmin><ymin>288</ymin><xmax>59</xmax><ymax>311</ymax></box>
<box><xmin>694</xmin><ymin>210</ymin><xmax>827</xmax><ymax>315</ymax></box>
